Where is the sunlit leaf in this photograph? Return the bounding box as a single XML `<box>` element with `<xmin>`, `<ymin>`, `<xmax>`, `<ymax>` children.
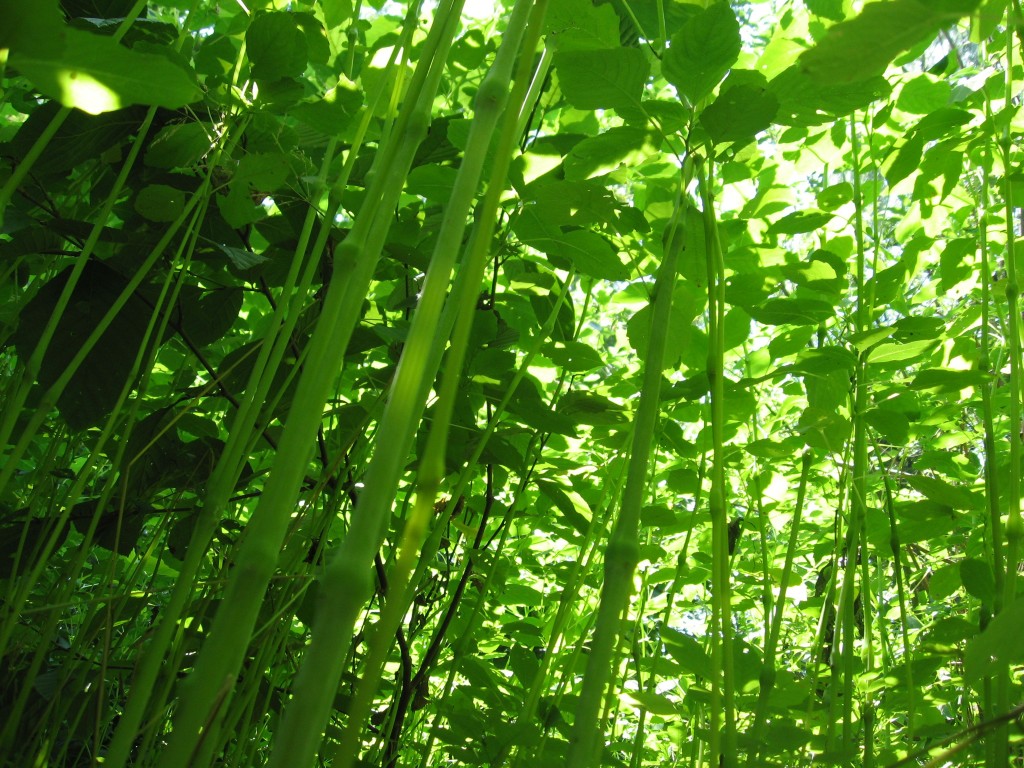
<box><xmin>662</xmin><ymin>2</ymin><xmax>741</xmax><ymax>105</ymax></box>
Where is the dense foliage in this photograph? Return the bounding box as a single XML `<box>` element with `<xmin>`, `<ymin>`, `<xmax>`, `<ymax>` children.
<box><xmin>1</xmin><ymin>0</ymin><xmax>1023</xmax><ymax>765</ymax></box>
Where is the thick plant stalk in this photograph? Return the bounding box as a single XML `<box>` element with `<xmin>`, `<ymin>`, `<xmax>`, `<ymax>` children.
<box><xmin>994</xmin><ymin>10</ymin><xmax>1022</xmax><ymax>763</ymax></box>
<box><xmin>154</xmin><ymin>3</ymin><xmax>461</xmax><ymax>765</ymax></box>
<box><xmin>566</xmin><ymin>165</ymin><xmax>689</xmax><ymax>768</ymax></box>
<box><xmin>840</xmin><ymin>115</ymin><xmax>870</xmax><ymax>764</ymax></box>
<box><xmin>107</xmin><ymin>12</ymin><xmax>406</xmax><ymax>761</ymax></box>
<box><xmin>271</xmin><ymin>0</ymin><xmax>542</xmax><ymax>763</ymax></box>
<box><xmin>698</xmin><ymin>159</ymin><xmax>736</xmax><ymax>767</ymax></box>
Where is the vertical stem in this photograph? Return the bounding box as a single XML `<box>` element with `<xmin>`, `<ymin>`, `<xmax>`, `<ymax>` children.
<box><xmin>698</xmin><ymin>156</ymin><xmax>736</xmax><ymax>767</ymax></box>
<box><xmin>567</xmin><ymin>160</ymin><xmax>690</xmax><ymax>768</ymax></box>
<box><xmin>995</xmin><ymin>6</ymin><xmax>1022</xmax><ymax>763</ymax></box>
<box><xmin>845</xmin><ymin>115</ymin><xmax>870</xmax><ymax>764</ymax></box>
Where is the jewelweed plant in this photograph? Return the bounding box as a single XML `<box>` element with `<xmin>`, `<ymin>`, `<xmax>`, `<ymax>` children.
<box><xmin>0</xmin><ymin>0</ymin><xmax>1022</xmax><ymax>766</ymax></box>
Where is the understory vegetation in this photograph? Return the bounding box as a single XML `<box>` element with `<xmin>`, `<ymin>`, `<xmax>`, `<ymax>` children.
<box><xmin>1</xmin><ymin>0</ymin><xmax>1023</xmax><ymax>765</ymax></box>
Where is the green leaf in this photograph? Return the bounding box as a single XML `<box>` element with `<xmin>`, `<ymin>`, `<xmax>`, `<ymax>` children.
<box><xmin>867</xmin><ymin>339</ymin><xmax>937</xmax><ymax>366</ymax></box>
<box><xmin>864</xmin><ymin>408</ymin><xmax>910</xmax><ymax>444</ymax></box>
<box><xmin>564</xmin><ymin>126</ymin><xmax>649</xmax><ymax>180</ymax></box>
<box><xmin>885</xmin><ymin>132</ymin><xmax>924</xmax><ymax>188</ymax></box>
<box><xmin>805</xmin><ymin>0</ymin><xmax>845</xmax><ymax>20</ymax></box>
<box><xmin>135</xmin><ymin>184</ymin><xmax>187</xmax><ymax>222</ymax></box>
<box><xmin>9</xmin><ymin>27</ymin><xmax>201</xmax><ymax>114</ymax></box>
<box><xmin>624</xmin><ymin>690</ymin><xmax>680</xmax><ymax>716</ymax></box>
<box><xmin>661</xmin><ymin>626</ymin><xmax>710</xmax><ymax>674</ymax></box>
<box><xmin>554</xmin><ymin>47</ymin><xmax>649</xmax><ymax>111</ymax></box>
<box><xmin>799</xmin><ymin>0</ymin><xmax>980</xmax><ymax>84</ymax></box>
<box><xmin>767</xmin><ymin>210</ymin><xmax>834</xmax><ymax>235</ymax></box>
<box><xmin>910</xmin><ymin>368</ymin><xmax>984</xmax><ymax>393</ymax></box>
<box><xmin>246</xmin><ymin>11</ymin><xmax>309</xmax><ymax>81</ymax></box>
<box><xmin>769</xmin><ymin>65</ymin><xmax>891</xmax><ymax>125</ymax></box>
<box><xmin>533</xmin><ymin>230</ymin><xmax>629</xmax><ymax>281</ymax></box>
<box><xmin>144</xmin><ymin>122</ymin><xmax>214</xmax><ymax>169</ymax></box>
<box><xmin>906</xmin><ymin>476</ymin><xmax>983</xmax><ymax>511</ymax></box>
<box><xmin>964</xmin><ymin>598</ymin><xmax>1024</xmax><ymax>688</ymax></box>
<box><xmin>746</xmin><ymin>298</ymin><xmax>835</xmax><ymax>326</ymax></box>
<box><xmin>406</xmin><ymin>164</ymin><xmax>459</xmax><ymax>201</ymax></box>
<box><xmin>10</xmin><ymin>262</ymin><xmax>154</xmax><ymax>429</ymax></box>
<box><xmin>544</xmin><ymin>0</ymin><xmax>621</xmax><ymax>51</ymax></box>
<box><xmin>543</xmin><ymin>341</ymin><xmax>605</xmax><ymax>372</ymax></box>
<box><xmin>557</xmin><ymin>391</ymin><xmax>627</xmax><ymax>425</ymax></box>
<box><xmin>959</xmin><ymin>558</ymin><xmax>995</xmax><ymax>606</ymax></box>
<box><xmin>177</xmin><ymin>286</ymin><xmax>243</xmax><ymax>348</ymax></box>
<box><xmin>662</xmin><ymin>2</ymin><xmax>741</xmax><ymax>104</ymax></box>
<box><xmin>699</xmin><ymin>72</ymin><xmax>779</xmax><ymax>145</ymax></box>
<box><xmin>816</xmin><ymin>182</ymin><xmax>853</xmax><ymax>210</ymax></box>
<box><xmin>897</xmin><ymin>75</ymin><xmax>951</xmax><ymax>114</ymax></box>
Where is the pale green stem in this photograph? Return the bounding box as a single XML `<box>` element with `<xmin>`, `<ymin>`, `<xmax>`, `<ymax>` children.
<box><xmin>566</xmin><ymin>163</ymin><xmax>689</xmax><ymax>768</ymax></box>
<box><xmin>698</xmin><ymin>157</ymin><xmax>736</xmax><ymax>767</ymax></box>
<box><xmin>286</xmin><ymin>0</ymin><xmax>540</xmax><ymax>763</ymax></box>
<box><xmin>995</xmin><ymin>8</ymin><xmax>1022</xmax><ymax>763</ymax></box>
<box><xmin>153</xmin><ymin>3</ymin><xmax>459</xmax><ymax>764</ymax></box>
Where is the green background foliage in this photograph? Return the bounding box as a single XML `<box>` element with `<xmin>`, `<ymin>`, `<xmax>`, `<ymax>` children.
<box><xmin>0</xmin><ymin>0</ymin><xmax>1022</xmax><ymax>766</ymax></box>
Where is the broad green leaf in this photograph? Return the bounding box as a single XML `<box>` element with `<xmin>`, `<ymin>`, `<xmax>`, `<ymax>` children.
<box><xmin>144</xmin><ymin>122</ymin><xmax>214</xmax><ymax>169</ymax></box>
<box><xmin>662</xmin><ymin>3</ymin><xmax>741</xmax><ymax>105</ymax></box>
<box><xmin>627</xmin><ymin>283</ymin><xmax>700</xmax><ymax>369</ymax></box>
<box><xmin>907</xmin><ymin>475</ymin><xmax>983</xmax><ymax>511</ymax></box>
<box><xmin>816</xmin><ymin>182</ymin><xmax>853</xmax><ymax>210</ymax></box>
<box><xmin>939</xmin><ymin>238</ymin><xmax>975</xmax><ymax>291</ymax></box>
<box><xmin>885</xmin><ymin>132</ymin><xmax>924</xmax><ymax>188</ymax></box>
<box><xmin>544</xmin><ymin>0</ymin><xmax>621</xmax><ymax>51</ymax></box>
<box><xmin>641</xmin><ymin>505</ymin><xmax>679</xmax><ymax>527</ymax></box>
<box><xmin>746</xmin><ymin>298</ymin><xmax>835</xmax><ymax>326</ymax></box>
<box><xmin>319</xmin><ymin>0</ymin><xmax>352</xmax><ymax>29</ymax></box>
<box><xmin>959</xmin><ymin>558</ymin><xmax>995</xmax><ymax>606</ymax></box>
<box><xmin>533</xmin><ymin>230</ymin><xmax>629</xmax><ymax>281</ymax></box>
<box><xmin>964</xmin><ymin>598</ymin><xmax>1024</xmax><ymax>688</ymax></box>
<box><xmin>406</xmin><ymin>164</ymin><xmax>459</xmax><ymax>201</ymax></box>
<box><xmin>805</xmin><ymin>0</ymin><xmax>845</xmax><ymax>20</ymax></box>
<box><xmin>564</xmin><ymin>126</ymin><xmax>650</xmax><ymax>180</ymax></box>
<box><xmin>624</xmin><ymin>690</ymin><xmax>680</xmax><ymax>716</ymax></box>
<box><xmin>864</xmin><ymin>408</ymin><xmax>910</xmax><ymax>444</ymax></box>
<box><xmin>538</xmin><ymin>480</ymin><xmax>592</xmax><ymax>536</ymax></box>
<box><xmin>769</xmin><ymin>65</ymin><xmax>891</xmax><ymax>125</ymax></box>
<box><xmin>9</xmin><ymin>27</ymin><xmax>202</xmax><ymax>114</ymax></box>
<box><xmin>867</xmin><ymin>339</ymin><xmax>937</xmax><ymax>366</ymax></box>
<box><xmin>543</xmin><ymin>341</ymin><xmax>605</xmax><ymax>371</ymax></box>
<box><xmin>177</xmin><ymin>286</ymin><xmax>243</xmax><ymax>348</ymax></box>
<box><xmin>554</xmin><ymin>47</ymin><xmax>649</xmax><ymax>111</ymax></box>
<box><xmin>791</xmin><ymin>346</ymin><xmax>857</xmax><ymax>374</ymax></box>
<box><xmin>914</xmin><ymin>108</ymin><xmax>973</xmax><ymax>141</ymax></box>
<box><xmin>767</xmin><ymin>210</ymin><xmax>834</xmax><ymax>235</ymax></box>
<box><xmin>289</xmin><ymin>81</ymin><xmax>363</xmax><ymax>135</ymax></box>
<box><xmin>897</xmin><ymin>75</ymin><xmax>951</xmax><ymax>114</ymax></box>
<box><xmin>499</xmin><ymin>584</ymin><xmax>546</xmax><ymax>606</ymax></box>
<box><xmin>10</xmin><ymin>262</ymin><xmax>154</xmax><ymax>429</ymax></box>
<box><xmin>135</xmin><ymin>184</ymin><xmax>187</xmax><ymax>222</ymax></box>
<box><xmin>910</xmin><ymin>368</ymin><xmax>984</xmax><ymax>393</ymax></box>
<box><xmin>799</xmin><ymin>0</ymin><xmax>981</xmax><ymax>84</ymax></box>
<box><xmin>699</xmin><ymin>72</ymin><xmax>779</xmax><ymax>145</ymax></box>
<box><xmin>246</xmin><ymin>11</ymin><xmax>308</xmax><ymax>81</ymax></box>
<box><xmin>661</xmin><ymin>626</ymin><xmax>710</xmax><ymax>674</ymax></box>
<box><xmin>558</xmin><ymin>391</ymin><xmax>627</xmax><ymax>425</ymax></box>
<box><xmin>798</xmin><ymin>406</ymin><xmax>851</xmax><ymax>452</ymax></box>
<box><xmin>9</xmin><ymin>103</ymin><xmax>139</xmax><ymax>177</ymax></box>
<box><xmin>0</xmin><ymin>0</ymin><xmax>65</xmax><ymax>58</ymax></box>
